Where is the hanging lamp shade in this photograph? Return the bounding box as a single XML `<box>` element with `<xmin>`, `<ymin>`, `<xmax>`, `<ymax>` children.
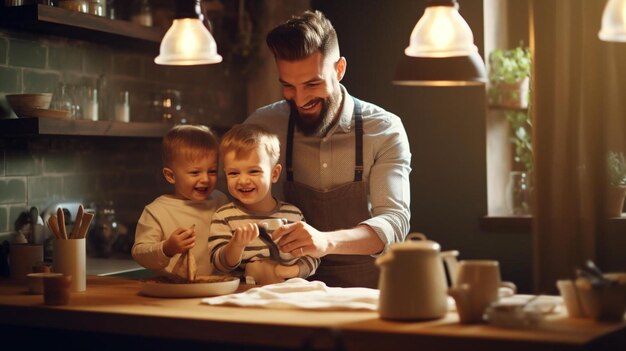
<box><xmin>154</xmin><ymin>0</ymin><xmax>222</xmax><ymax>65</ymax></box>
<box><xmin>394</xmin><ymin>0</ymin><xmax>486</xmax><ymax>86</ymax></box>
<box><xmin>393</xmin><ymin>52</ymin><xmax>486</xmax><ymax>86</ymax></box>
<box><xmin>599</xmin><ymin>0</ymin><xmax>626</xmax><ymax>42</ymax></box>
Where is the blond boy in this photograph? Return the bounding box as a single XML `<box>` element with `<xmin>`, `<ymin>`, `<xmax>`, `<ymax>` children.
<box><xmin>133</xmin><ymin>125</ymin><xmax>228</xmax><ymax>276</ymax></box>
<box><xmin>209</xmin><ymin>124</ymin><xmax>319</xmax><ymax>284</ymax></box>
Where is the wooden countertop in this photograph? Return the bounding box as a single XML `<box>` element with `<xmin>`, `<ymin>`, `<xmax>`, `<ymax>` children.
<box><xmin>0</xmin><ymin>276</ymin><xmax>625</xmax><ymax>350</ymax></box>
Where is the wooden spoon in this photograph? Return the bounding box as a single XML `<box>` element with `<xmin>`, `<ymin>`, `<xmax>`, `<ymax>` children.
<box><xmin>69</xmin><ymin>205</ymin><xmax>84</xmax><ymax>239</ymax></box>
<box><xmin>57</xmin><ymin>207</ymin><xmax>67</xmax><ymax>240</ymax></box>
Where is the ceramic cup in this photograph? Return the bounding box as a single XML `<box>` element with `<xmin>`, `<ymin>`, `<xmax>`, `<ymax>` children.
<box><xmin>52</xmin><ymin>238</ymin><xmax>86</xmax><ymax>292</ymax></box>
<box><xmin>258</xmin><ymin>218</ymin><xmax>286</xmax><ymax>232</ymax></box>
<box><xmin>26</xmin><ymin>272</ymin><xmax>63</xmax><ymax>294</ymax></box>
<box><xmin>43</xmin><ymin>274</ymin><xmax>72</xmax><ymax>305</ymax></box>
<box><xmin>556</xmin><ymin>279</ymin><xmax>584</xmax><ymax>318</ymax></box>
<box><xmin>450</xmin><ymin>260</ymin><xmax>515</xmax><ymax>324</ymax></box>
<box><xmin>9</xmin><ymin>244</ymin><xmax>43</xmax><ymax>282</ymax></box>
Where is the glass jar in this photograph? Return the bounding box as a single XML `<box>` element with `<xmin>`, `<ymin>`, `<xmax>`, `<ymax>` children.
<box><xmin>152</xmin><ymin>89</ymin><xmax>182</xmax><ymax>123</ymax></box>
<box><xmin>89</xmin><ymin>201</ymin><xmax>118</xmax><ymax>258</ymax></box>
<box><xmin>130</xmin><ymin>0</ymin><xmax>153</xmax><ymax>27</ymax></box>
<box><xmin>506</xmin><ymin>171</ymin><xmax>532</xmax><ymax>215</ymax></box>
<box><xmin>51</xmin><ymin>83</ymin><xmax>74</xmax><ymax>117</ymax></box>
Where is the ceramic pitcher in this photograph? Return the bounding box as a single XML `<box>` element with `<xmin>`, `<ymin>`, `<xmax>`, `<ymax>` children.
<box><xmin>377</xmin><ymin>233</ymin><xmax>456</xmax><ymax>320</ymax></box>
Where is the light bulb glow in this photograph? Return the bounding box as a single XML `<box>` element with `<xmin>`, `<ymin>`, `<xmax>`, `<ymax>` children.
<box><xmin>155</xmin><ymin>18</ymin><xmax>222</xmax><ymax>65</ymax></box>
<box><xmin>405</xmin><ymin>5</ymin><xmax>477</xmax><ymax>58</ymax></box>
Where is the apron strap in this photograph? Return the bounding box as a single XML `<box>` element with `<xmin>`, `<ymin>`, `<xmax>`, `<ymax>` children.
<box><xmin>286</xmin><ymin>97</ymin><xmax>364</xmax><ymax>182</ymax></box>
<box><xmin>286</xmin><ymin>105</ymin><xmax>296</xmax><ymax>182</ymax></box>
<box><xmin>354</xmin><ymin>99</ymin><xmax>363</xmax><ymax>182</ymax></box>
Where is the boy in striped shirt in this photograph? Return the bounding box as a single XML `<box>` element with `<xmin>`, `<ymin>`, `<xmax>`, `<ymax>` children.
<box><xmin>209</xmin><ymin>124</ymin><xmax>319</xmax><ymax>284</ymax></box>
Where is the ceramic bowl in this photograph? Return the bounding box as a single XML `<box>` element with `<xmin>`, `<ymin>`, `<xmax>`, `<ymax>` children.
<box><xmin>5</xmin><ymin>93</ymin><xmax>53</xmax><ymax>117</ymax></box>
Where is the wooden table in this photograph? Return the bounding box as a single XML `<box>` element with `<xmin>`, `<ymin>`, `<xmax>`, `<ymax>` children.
<box><xmin>0</xmin><ymin>276</ymin><xmax>624</xmax><ymax>351</ymax></box>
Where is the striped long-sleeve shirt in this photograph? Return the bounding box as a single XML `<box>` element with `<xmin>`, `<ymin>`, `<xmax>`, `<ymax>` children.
<box><xmin>208</xmin><ymin>199</ymin><xmax>320</xmax><ymax>279</ymax></box>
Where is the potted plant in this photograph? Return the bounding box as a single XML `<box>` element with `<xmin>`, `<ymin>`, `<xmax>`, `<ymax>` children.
<box><xmin>488</xmin><ymin>45</ymin><xmax>531</xmax><ymax>108</ymax></box>
<box><xmin>606</xmin><ymin>151</ymin><xmax>626</xmax><ymax>217</ymax></box>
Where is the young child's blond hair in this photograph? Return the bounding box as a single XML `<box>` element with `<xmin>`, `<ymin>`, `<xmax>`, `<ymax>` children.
<box><xmin>219</xmin><ymin>124</ymin><xmax>280</xmax><ymax>166</ymax></box>
<box><xmin>162</xmin><ymin>125</ymin><xmax>218</xmax><ymax>167</ymax></box>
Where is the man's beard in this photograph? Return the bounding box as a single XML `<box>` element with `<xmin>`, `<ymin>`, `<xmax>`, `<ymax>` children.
<box><xmin>288</xmin><ymin>93</ymin><xmax>341</xmax><ymax>137</ymax></box>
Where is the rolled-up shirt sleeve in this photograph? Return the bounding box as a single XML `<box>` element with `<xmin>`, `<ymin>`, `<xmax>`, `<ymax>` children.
<box><xmin>360</xmin><ymin>115</ymin><xmax>411</xmax><ymax>255</ymax></box>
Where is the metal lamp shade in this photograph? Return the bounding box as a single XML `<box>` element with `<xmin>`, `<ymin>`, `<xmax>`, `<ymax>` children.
<box><xmin>393</xmin><ymin>52</ymin><xmax>486</xmax><ymax>87</ymax></box>
<box><xmin>599</xmin><ymin>0</ymin><xmax>626</xmax><ymax>42</ymax></box>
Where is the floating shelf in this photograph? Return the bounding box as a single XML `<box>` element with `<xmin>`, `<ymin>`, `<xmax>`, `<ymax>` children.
<box><xmin>0</xmin><ymin>117</ymin><xmax>171</xmax><ymax>138</ymax></box>
<box><xmin>0</xmin><ymin>4</ymin><xmax>164</xmax><ymax>50</ymax></box>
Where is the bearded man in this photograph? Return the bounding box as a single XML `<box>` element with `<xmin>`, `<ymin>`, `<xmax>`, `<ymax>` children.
<box><xmin>245</xmin><ymin>10</ymin><xmax>412</xmax><ymax>288</ymax></box>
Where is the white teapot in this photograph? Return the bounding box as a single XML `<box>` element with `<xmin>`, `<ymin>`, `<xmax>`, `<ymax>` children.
<box><xmin>376</xmin><ymin>233</ymin><xmax>458</xmax><ymax>320</ymax></box>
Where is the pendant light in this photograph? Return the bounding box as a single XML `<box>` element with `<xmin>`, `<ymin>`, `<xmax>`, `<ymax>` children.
<box><xmin>599</xmin><ymin>0</ymin><xmax>626</xmax><ymax>42</ymax></box>
<box><xmin>154</xmin><ymin>0</ymin><xmax>222</xmax><ymax>65</ymax></box>
<box><xmin>393</xmin><ymin>0</ymin><xmax>486</xmax><ymax>86</ymax></box>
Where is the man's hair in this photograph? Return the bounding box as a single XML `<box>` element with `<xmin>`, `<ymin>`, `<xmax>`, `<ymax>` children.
<box><xmin>220</xmin><ymin>124</ymin><xmax>280</xmax><ymax>166</ymax></box>
<box><xmin>162</xmin><ymin>125</ymin><xmax>218</xmax><ymax>167</ymax></box>
<box><xmin>266</xmin><ymin>10</ymin><xmax>339</xmax><ymax>61</ymax></box>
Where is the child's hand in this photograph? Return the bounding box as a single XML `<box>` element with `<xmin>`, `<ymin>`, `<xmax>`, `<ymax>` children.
<box><xmin>163</xmin><ymin>225</ymin><xmax>196</xmax><ymax>257</ymax></box>
<box><xmin>231</xmin><ymin>223</ymin><xmax>259</xmax><ymax>248</ymax></box>
<box><xmin>274</xmin><ymin>264</ymin><xmax>300</xmax><ymax>279</ymax></box>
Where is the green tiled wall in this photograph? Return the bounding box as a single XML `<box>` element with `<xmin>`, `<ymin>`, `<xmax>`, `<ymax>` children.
<box><xmin>48</xmin><ymin>45</ymin><xmax>83</xmax><ymax>71</ymax></box>
<box><xmin>0</xmin><ymin>37</ymin><xmax>7</xmax><ymax>65</ymax></box>
<box><xmin>0</xmin><ymin>66</ymin><xmax>20</xmax><ymax>93</ymax></box>
<box><xmin>8</xmin><ymin>38</ymin><xmax>46</xmax><ymax>68</ymax></box>
<box><xmin>22</xmin><ymin>70</ymin><xmax>60</xmax><ymax>93</ymax></box>
<box><xmin>0</xmin><ymin>207</ymin><xmax>7</xmax><ymax>233</ymax></box>
<box><xmin>0</xmin><ymin>178</ymin><xmax>27</xmax><ymax>204</ymax></box>
<box><xmin>6</xmin><ymin>151</ymin><xmax>40</xmax><ymax>176</ymax></box>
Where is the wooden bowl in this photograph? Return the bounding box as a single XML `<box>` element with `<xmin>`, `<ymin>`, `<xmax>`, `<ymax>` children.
<box><xmin>5</xmin><ymin>93</ymin><xmax>53</xmax><ymax>117</ymax></box>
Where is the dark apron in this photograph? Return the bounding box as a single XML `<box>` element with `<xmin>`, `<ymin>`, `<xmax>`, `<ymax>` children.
<box><xmin>283</xmin><ymin>98</ymin><xmax>379</xmax><ymax>288</ymax></box>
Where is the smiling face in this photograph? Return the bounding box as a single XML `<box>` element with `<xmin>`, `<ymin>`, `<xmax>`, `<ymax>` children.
<box><xmin>223</xmin><ymin>146</ymin><xmax>282</xmax><ymax>213</ymax></box>
<box><xmin>277</xmin><ymin>51</ymin><xmax>346</xmax><ymax>136</ymax></box>
<box><xmin>162</xmin><ymin>150</ymin><xmax>218</xmax><ymax>201</ymax></box>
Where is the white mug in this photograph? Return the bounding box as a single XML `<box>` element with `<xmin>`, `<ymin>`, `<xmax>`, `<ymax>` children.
<box><xmin>258</xmin><ymin>218</ymin><xmax>286</xmax><ymax>232</ymax></box>
<box><xmin>449</xmin><ymin>260</ymin><xmax>516</xmax><ymax>323</ymax></box>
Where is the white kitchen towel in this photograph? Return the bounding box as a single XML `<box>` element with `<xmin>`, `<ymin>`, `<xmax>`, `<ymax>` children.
<box><xmin>202</xmin><ymin>278</ymin><xmax>379</xmax><ymax>311</ymax></box>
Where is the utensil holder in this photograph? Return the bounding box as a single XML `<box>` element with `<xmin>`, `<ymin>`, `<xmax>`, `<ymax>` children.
<box><xmin>53</xmin><ymin>238</ymin><xmax>86</xmax><ymax>292</ymax></box>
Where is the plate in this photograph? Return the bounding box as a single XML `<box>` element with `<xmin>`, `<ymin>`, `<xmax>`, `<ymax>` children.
<box><xmin>139</xmin><ymin>276</ymin><xmax>240</xmax><ymax>298</ymax></box>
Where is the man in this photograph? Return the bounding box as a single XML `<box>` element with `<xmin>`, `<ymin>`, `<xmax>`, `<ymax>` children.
<box><xmin>245</xmin><ymin>10</ymin><xmax>411</xmax><ymax>288</ymax></box>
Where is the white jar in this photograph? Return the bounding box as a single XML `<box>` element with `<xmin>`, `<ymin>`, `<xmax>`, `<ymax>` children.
<box><xmin>115</xmin><ymin>91</ymin><xmax>130</xmax><ymax>123</ymax></box>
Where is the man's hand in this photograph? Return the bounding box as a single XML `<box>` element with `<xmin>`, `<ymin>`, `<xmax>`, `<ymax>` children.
<box><xmin>163</xmin><ymin>226</ymin><xmax>196</xmax><ymax>257</ymax></box>
<box><xmin>272</xmin><ymin>221</ymin><xmax>332</xmax><ymax>258</ymax></box>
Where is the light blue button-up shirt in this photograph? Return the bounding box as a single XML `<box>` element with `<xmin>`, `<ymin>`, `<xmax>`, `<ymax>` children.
<box><xmin>245</xmin><ymin>85</ymin><xmax>411</xmax><ymax>253</ymax></box>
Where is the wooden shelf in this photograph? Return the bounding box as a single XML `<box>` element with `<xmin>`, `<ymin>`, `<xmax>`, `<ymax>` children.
<box><xmin>479</xmin><ymin>215</ymin><xmax>533</xmax><ymax>233</ymax></box>
<box><xmin>0</xmin><ymin>4</ymin><xmax>164</xmax><ymax>50</ymax></box>
<box><xmin>0</xmin><ymin>118</ymin><xmax>171</xmax><ymax>138</ymax></box>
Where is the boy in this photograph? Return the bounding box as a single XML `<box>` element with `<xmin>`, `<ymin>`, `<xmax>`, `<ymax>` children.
<box><xmin>209</xmin><ymin>124</ymin><xmax>319</xmax><ymax>284</ymax></box>
<box><xmin>132</xmin><ymin>125</ymin><xmax>228</xmax><ymax>277</ymax></box>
